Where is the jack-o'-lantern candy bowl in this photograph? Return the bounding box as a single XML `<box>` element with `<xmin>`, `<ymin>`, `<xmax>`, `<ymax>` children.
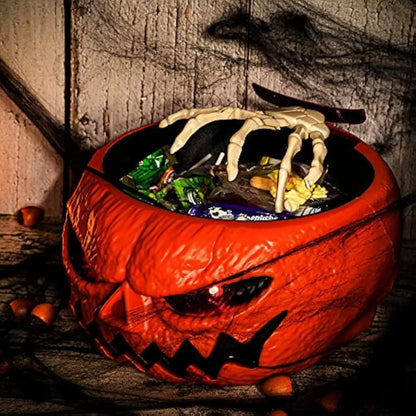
<box><xmin>62</xmin><ymin>107</ymin><xmax>401</xmax><ymax>386</ymax></box>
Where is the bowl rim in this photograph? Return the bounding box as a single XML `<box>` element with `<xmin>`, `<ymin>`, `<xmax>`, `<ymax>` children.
<box><xmin>80</xmin><ymin>121</ymin><xmax>400</xmax><ymax>229</ymax></box>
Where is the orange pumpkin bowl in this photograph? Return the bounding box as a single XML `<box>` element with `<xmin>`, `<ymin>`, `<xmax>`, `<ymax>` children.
<box><xmin>62</xmin><ymin>119</ymin><xmax>401</xmax><ymax>385</ymax></box>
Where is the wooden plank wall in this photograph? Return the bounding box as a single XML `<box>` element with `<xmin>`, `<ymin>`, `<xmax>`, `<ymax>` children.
<box><xmin>0</xmin><ymin>0</ymin><xmax>64</xmax><ymax>218</ymax></box>
<box><xmin>0</xmin><ymin>0</ymin><xmax>415</xmax><ymax>235</ymax></box>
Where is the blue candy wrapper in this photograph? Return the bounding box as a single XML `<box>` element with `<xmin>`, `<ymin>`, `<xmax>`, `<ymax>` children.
<box><xmin>187</xmin><ymin>203</ymin><xmax>294</xmax><ymax>221</ymax></box>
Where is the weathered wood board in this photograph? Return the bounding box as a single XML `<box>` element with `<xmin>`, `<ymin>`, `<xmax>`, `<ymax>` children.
<box><xmin>0</xmin><ymin>215</ymin><xmax>415</xmax><ymax>415</ymax></box>
<box><xmin>72</xmin><ymin>0</ymin><xmax>248</xmax><ymax>146</ymax></box>
<box><xmin>0</xmin><ymin>89</ymin><xmax>63</xmax><ymax>218</ymax></box>
<box><xmin>0</xmin><ymin>0</ymin><xmax>64</xmax><ymax>218</ymax></box>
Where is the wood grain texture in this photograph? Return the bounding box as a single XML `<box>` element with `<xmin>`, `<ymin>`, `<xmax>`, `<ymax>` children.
<box><xmin>0</xmin><ymin>215</ymin><xmax>415</xmax><ymax>415</ymax></box>
<box><xmin>0</xmin><ymin>90</ymin><xmax>63</xmax><ymax>218</ymax></box>
<box><xmin>0</xmin><ymin>0</ymin><xmax>65</xmax><ymax>218</ymax></box>
<box><xmin>0</xmin><ymin>58</ymin><xmax>65</xmax><ymax>157</ymax></box>
<box><xmin>0</xmin><ymin>0</ymin><xmax>65</xmax><ymax>120</ymax></box>
<box><xmin>72</xmin><ymin>0</ymin><xmax>248</xmax><ymax>148</ymax></box>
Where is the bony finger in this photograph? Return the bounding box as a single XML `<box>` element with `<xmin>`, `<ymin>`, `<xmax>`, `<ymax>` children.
<box><xmin>170</xmin><ymin>138</ymin><xmax>184</xmax><ymax>154</ymax></box>
<box><xmin>226</xmin><ymin>159</ymin><xmax>239</xmax><ymax>182</ymax></box>
<box><xmin>160</xmin><ymin>106</ymin><xmax>225</xmax><ymax>128</ymax></box>
<box><xmin>169</xmin><ymin>108</ymin><xmax>232</xmax><ymax>152</ymax></box>
<box><xmin>159</xmin><ymin>112</ymin><xmax>184</xmax><ymax>128</ymax></box>
<box><xmin>170</xmin><ymin>118</ymin><xmax>208</xmax><ymax>153</ymax></box>
<box><xmin>284</xmin><ymin>199</ymin><xmax>298</xmax><ymax>212</ymax></box>
<box><xmin>159</xmin><ymin>109</ymin><xmax>195</xmax><ymax>128</ymax></box>
<box><xmin>226</xmin><ymin>140</ymin><xmax>244</xmax><ymax>181</ymax></box>
<box><xmin>274</xmin><ymin>167</ymin><xmax>290</xmax><ymax>213</ymax></box>
<box><xmin>226</xmin><ymin>119</ymin><xmax>263</xmax><ymax>182</ymax></box>
<box><xmin>304</xmin><ymin>168</ymin><xmax>322</xmax><ymax>189</ymax></box>
<box><xmin>159</xmin><ymin>118</ymin><xmax>169</xmax><ymax>128</ymax></box>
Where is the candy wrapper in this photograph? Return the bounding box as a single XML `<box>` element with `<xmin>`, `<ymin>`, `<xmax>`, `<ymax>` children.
<box><xmin>173</xmin><ymin>176</ymin><xmax>215</xmax><ymax>210</ymax></box>
<box><xmin>120</xmin><ymin>147</ymin><xmax>175</xmax><ymax>191</ymax></box>
<box><xmin>211</xmin><ymin>160</ymin><xmax>339</xmax><ymax>215</ymax></box>
<box><xmin>257</xmin><ymin>169</ymin><xmax>328</xmax><ymax>211</ymax></box>
<box><xmin>188</xmin><ymin>203</ymin><xmax>294</xmax><ymax>221</ymax></box>
<box><xmin>120</xmin><ymin>147</ymin><xmax>182</xmax><ymax>209</ymax></box>
<box><xmin>210</xmin><ymin>164</ymin><xmax>278</xmax><ymax>212</ymax></box>
<box><xmin>119</xmin><ymin>147</ymin><xmax>343</xmax><ymax>220</ymax></box>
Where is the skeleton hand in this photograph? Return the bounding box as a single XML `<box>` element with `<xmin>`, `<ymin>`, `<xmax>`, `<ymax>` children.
<box><xmin>159</xmin><ymin>106</ymin><xmax>330</xmax><ymax>213</ymax></box>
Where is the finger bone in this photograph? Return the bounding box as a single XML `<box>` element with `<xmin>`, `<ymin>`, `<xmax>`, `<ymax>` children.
<box><xmin>304</xmin><ymin>109</ymin><xmax>326</xmax><ymax>123</ymax></box>
<box><xmin>160</xmin><ymin>106</ymin><xmax>224</xmax><ymax>128</ymax></box>
<box><xmin>304</xmin><ymin>166</ymin><xmax>323</xmax><ymax>189</ymax></box>
<box><xmin>304</xmin><ymin>132</ymin><xmax>328</xmax><ymax>187</ymax></box>
<box><xmin>275</xmin><ymin>167</ymin><xmax>288</xmax><ymax>212</ymax></box>
<box><xmin>227</xmin><ymin>142</ymin><xmax>242</xmax><ymax>181</ymax></box>
<box><xmin>274</xmin><ymin>131</ymin><xmax>303</xmax><ymax>212</ymax></box>
<box><xmin>284</xmin><ymin>199</ymin><xmax>298</xmax><ymax>212</ymax></box>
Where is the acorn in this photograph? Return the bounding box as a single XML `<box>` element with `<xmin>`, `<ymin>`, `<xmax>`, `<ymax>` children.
<box><xmin>9</xmin><ymin>298</ymin><xmax>34</xmax><ymax>322</ymax></box>
<box><xmin>30</xmin><ymin>303</ymin><xmax>57</xmax><ymax>327</ymax></box>
<box><xmin>16</xmin><ymin>206</ymin><xmax>44</xmax><ymax>227</ymax></box>
<box><xmin>319</xmin><ymin>390</ymin><xmax>343</xmax><ymax>413</ymax></box>
<box><xmin>0</xmin><ymin>349</ymin><xmax>11</xmax><ymax>374</ymax></box>
<box><xmin>261</xmin><ymin>375</ymin><xmax>293</xmax><ymax>397</ymax></box>
<box><xmin>269</xmin><ymin>410</ymin><xmax>288</xmax><ymax>416</ymax></box>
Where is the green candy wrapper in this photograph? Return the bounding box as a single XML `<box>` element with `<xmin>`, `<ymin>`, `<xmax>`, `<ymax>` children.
<box><xmin>121</xmin><ymin>147</ymin><xmax>171</xmax><ymax>190</ymax></box>
<box><xmin>173</xmin><ymin>176</ymin><xmax>215</xmax><ymax>210</ymax></box>
<box><xmin>138</xmin><ymin>184</ymin><xmax>173</xmax><ymax>201</ymax></box>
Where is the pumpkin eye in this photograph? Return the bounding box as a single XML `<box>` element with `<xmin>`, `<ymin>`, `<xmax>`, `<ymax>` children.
<box><xmin>164</xmin><ymin>276</ymin><xmax>272</xmax><ymax>315</ymax></box>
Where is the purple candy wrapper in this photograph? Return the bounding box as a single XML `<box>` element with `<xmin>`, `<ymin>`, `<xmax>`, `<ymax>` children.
<box><xmin>187</xmin><ymin>203</ymin><xmax>294</xmax><ymax>221</ymax></box>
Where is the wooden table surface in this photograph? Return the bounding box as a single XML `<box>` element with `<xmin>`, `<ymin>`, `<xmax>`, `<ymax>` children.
<box><xmin>0</xmin><ymin>214</ymin><xmax>415</xmax><ymax>415</ymax></box>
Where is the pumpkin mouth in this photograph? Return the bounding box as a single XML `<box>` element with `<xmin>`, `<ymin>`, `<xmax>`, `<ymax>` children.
<box><xmin>71</xmin><ymin>293</ymin><xmax>289</xmax><ymax>379</ymax></box>
<box><xmin>122</xmin><ymin>309</ymin><xmax>289</xmax><ymax>379</ymax></box>
<box><xmin>65</xmin><ymin>221</ymin><xmax>290</xmax><ymax>379</ymax></box>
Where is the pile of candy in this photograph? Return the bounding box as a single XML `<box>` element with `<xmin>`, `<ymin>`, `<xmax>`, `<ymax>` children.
<box><xmin>120</xmin><ymin>147</ymin><xmax>338</xmax><ymax>221</ymax></box>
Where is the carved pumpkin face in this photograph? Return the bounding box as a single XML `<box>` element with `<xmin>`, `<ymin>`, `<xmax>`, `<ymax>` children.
<box><xmin>62</xmin><ymin>120</ymin><xmax>400</xmax><ymax>385</ymax></box>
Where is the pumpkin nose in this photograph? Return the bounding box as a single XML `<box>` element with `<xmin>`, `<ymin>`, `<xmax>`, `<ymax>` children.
<box><xmin>165</xmin><ymin>275</ymin><xmax>272</xmax><ymax>315</ymax></box>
